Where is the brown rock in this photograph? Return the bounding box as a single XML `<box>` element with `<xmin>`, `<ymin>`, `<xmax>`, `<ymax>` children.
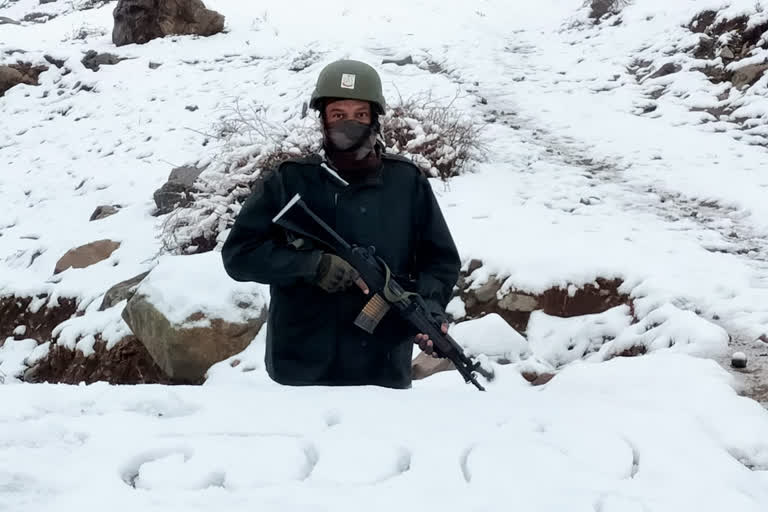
<box><xmin>54</xmin><ymin>239</ymin><xmax>121</xmax><ymax>274</ymax></box>
<box><xmin>589</xmin><ymin>0</ymin><xmax>622</xmax><ymax>19</ymax></box>
<box><xmin>411</xmin><ymin>352</ymin><xmax>455</xmax><ymax>380</ymax></box>
<box><xmin>719</xmin><ymin>46</ymin><xmax>735</xmax><ymax>60</ymax></box>
<box><xmin>153</xmin><ymin>164</ymin><xmax>205</xmax><ymax>215</ymax></box>
<box><xmin>22</xmin><ymin>12</ymin><xmax>57</xmax><ymax>23</ymax></box>
<box><xmin>474</xmin><ymin>279</ymin><xmax>501</xmax><ymax>303</ymax></box>
<box><xmin>44</xmin><ymin>54</ymin><xmax>66</xmax><ymax>68</ymax></box>
<box><xmin>522</xmin><ymin>371</ymin><xmax>556</xmax><ymax>386</ymax></box>
<box><xmin>732</xmin><ymin>63</ymin><xmax>768</xmax><ymax>89</ymax></box>
<box><xmin>649</xmin><ymin>62</ymin><xmax>681</xmax><ymax>79</ymax></box>
<box><xmin>382</xmin><ymin>56</ymin><xmax>414</xmax><ymax>67</ymax></box>
<box><xmin>540</xmin><ymin>278</ymin><xmax>629</xmax><ymax>317</ymax></box>
<box><xmin>121</xmin><ymin>293</ymin><xmax>266</xmax><ymax>382</ymax></box>
<box><xmin>758</xmin><ymin>334</ymin><xmax>768</xmax><ymax>344</ymax></box>
<box><xmin>688</xmin><ymin>10</ymin><xmax>716</xmax><ymax>33</ymax></box>
<box><xmin>615</xmin><ymin>345</ymin><xmax>647</xmax><ymax>358</ymax></box>
<box><xmin>462</xmin><ymin>278</ymin><xmax>632</xmax><ymax>337</ymax></box>
<box><xmin>532</xmin><ymin>373</ymin><xmax>555</xmax><ymax>386</ymax></box>
<box><xmin>498</xmin><ymin>292</ymin><xmax>540</xmax><ymax>313</ymax></box>
<box><xmin>81</xmin><ymin>50</ymin><xmax>125</xmax><ymax>71</ymax></box>
<box><xmin>0</xmin><ymin>62</ymin><xmax>49</xmax><ymax>96</ymax></box>
<box><xmin>0</xmin><ymin>66</ymin><xmax>28</xmax><ymax>96</ymax></box>
<box><xmin>99</xmin><ymin>271</ymin><xmax>150</xmax><ymax>311</ymax></box>
<box><xmin>89</xmin><ymin>204</ymin><xmax>121</xmax><ymax>221</ymax></box>
<box><xmin>467</xmin><ymin>258</ymin><xmax>483</xmax><ymax>275</ymax></box>
<box><xmin>112</xmin><ymin>0</ymin><xmax>225</xmax><ymax>47</ymax></box>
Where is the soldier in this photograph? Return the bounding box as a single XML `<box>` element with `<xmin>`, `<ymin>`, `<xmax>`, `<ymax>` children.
<box><xmin>221</xmin><ymin>59</ymin><xmax>460</xmax><ymax>389</ymax></box>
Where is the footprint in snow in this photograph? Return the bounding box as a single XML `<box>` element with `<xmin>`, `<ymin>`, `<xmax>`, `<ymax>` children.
<box><xmin>120</xmin><ymin>435</ymin><xmax>316</xmax><ymax>491</ymax></box>
<box><xmin>308</xmin><ymin>437</ymin><xmax>411</xmax><ymax>485</ymax></box>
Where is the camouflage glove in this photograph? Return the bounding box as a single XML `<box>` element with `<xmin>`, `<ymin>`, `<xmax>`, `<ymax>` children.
<box><xmin>314</xmin><ymin>254</ymin><xmax>360</xmax><ymax>293</ymax></box>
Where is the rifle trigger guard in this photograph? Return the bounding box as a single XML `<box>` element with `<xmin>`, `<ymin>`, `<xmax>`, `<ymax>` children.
<box><xmin>379</xmin><ymin>258</ymin><xmax>416</xmax><ymax>305</ymax></box>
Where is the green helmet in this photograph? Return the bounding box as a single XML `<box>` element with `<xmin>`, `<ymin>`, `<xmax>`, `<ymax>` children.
<box><xmin>310</xmin><ymin>60</ymin><xmax>386</xmax><ymax>114</ymax></box>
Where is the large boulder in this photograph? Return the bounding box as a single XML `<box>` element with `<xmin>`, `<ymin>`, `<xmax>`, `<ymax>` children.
<box><xmin>112</xmin><ymin>0</ymin><xmax>225</xmax><ymax>47</ymax></box>
<box><xmin>0</xmin><ymin>63</ymin><xmax>48</xmax><ymax>97</ymax></box>
<box><xmin>0</xmin><ymin>66</ymin><xmax>29</xmax><ymax>97</ymax></box>
<box><xmin>121</xmin><ymin>252</ymin><xmax>267</xmax><ymax>383</ymax></box>
<box><xmin>54</xmin><ymin>239</ymin><xmax>121</xmax><ymax>274</ymax></box>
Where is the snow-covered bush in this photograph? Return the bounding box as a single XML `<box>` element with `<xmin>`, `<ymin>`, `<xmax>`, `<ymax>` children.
<box><xmin>159</xmin><ymin>95</ymin><xmax>485</xmax><ymax>254</ymax></box>
<box><xmin>63</xmin><ymin>23</ymin><xmax>107</xmax><ymax>41</ymax></box>
<box><xmin>68</xmin><ymin>0</ymin><xmax>115</xmax><ymax>11</ymax></box>
<box><xmin>159</xmin><ymin>101</ymin><xmax>320</xmax><ymax>255</ymax></box>
<box><xmin>381</xmin><ymin>92</ymin><xmax>485</xmax><ymax>180</ymax></box>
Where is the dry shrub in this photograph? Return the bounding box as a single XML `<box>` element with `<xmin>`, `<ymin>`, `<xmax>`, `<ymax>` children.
<box><xmin>63</xmin><ymin>23</ymin><xmax>107</xmax><ymax>41</ymax></box>
<box><xmin>160</xmin><ymin>94</ymin><xmax>485</xmax><ymax>254</ymax></box>
<box><xmin>159</xmin><ymin>101</ymin><xmax>320</xmax><ymax>255</ymax></box>
<box><xmin>381</xmin><ymin>92</ymin><xmax>486</xmax><ymax>179</ymax></box>
<box><xmin>68</xmin><ymin>0</ymin><xmax>114</xmax><ymax>11</ymax></box>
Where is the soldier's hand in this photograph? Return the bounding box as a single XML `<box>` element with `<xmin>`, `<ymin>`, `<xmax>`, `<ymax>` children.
<box><xmin>314</xmin><ymin>254</ymin><xmax>369</xmax><ymax>294</ymax></box>
<box><xmin>415</xmin><ymin>323</ymin><xmax>448</xmax><ymax>358</ymax></box>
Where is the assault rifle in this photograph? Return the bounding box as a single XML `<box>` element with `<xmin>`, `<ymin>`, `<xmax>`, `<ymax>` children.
<box><xmin>273</xmin><ymin>194</ymin><xmax>494</xmax><ymax>391</ymax></box>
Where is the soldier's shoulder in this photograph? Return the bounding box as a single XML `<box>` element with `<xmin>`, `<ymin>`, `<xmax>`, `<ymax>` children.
<box><xmin>276</xmin><ymin>154</ymin><xmax>323</xmax><ymax>171</ymax></box>
<box><xmin>382</xmin><ymin>152</ymin><xmax>423</xmax><ymax>176</ymax></box>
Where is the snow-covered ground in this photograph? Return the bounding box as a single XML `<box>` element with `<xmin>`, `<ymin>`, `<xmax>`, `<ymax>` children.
<box><xmin>2</xmin><ymin>0</ymin><xmax>768</xmax><ymax>509</ymax></box>
<box><xmin>2</xmin><ymin>353</ymin><xmax>768</xmax><ymax>512</ymax></box>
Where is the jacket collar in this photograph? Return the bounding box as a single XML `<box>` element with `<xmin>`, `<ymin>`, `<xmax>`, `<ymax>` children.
<box><xmin>320</xmin><ymin>159</ymin><xmax>384</xmax><ymax>188</ymax></box>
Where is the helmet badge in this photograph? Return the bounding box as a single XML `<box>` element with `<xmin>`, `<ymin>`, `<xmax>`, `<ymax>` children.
<box><xmin>340</xmin><ymin>73</ymin><xmax>356</xmax><ymax>90</ymax></box>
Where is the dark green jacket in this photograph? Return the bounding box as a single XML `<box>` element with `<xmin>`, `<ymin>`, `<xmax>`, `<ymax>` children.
<box><xmin>221</xmin><ymin>154</ymin><xmax>460</xmax><ymax>389</ymax></box>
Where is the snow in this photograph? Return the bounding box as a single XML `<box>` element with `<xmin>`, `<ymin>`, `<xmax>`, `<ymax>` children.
<box><xmin>131</xmin><ymin>252</ymin><xmax>268</xmax><ymax>328</ymax></box>
<box><xmin>2</xmin><ymin>0</ymin><xmax>768</xmax><ymax>348</ymax></box>
<box><xmin>2</xmin><ymin>0</ymin><xmax>768</xmax><ymax>509</ymax></box>
<box><xmin>449</xmin><ymin>313</ymin><xmax>529</xmax><ymax>361</ymax></box>
<box><xmin>52</xmin><ymin>302</ymin><xmax>132</xmax><ymax>351</ymax></box>
<box><xmin>2</xmin><ymin>353</ymin><xmax>768</xmax><ymax>511</ymax></box>
<box><xmin>527</xmin><ymin>306</ymin><xmax>633</xmax><ymax>368</ymax></box>
<box><xmin>0</xmin><ymin>338</ymin><xmax>37</xmax><ymax>382</ymax></box>
<box><xmin>595</xmin><ymin>303</ymin><xmax>731</xmax><ymax>360</ymax></box>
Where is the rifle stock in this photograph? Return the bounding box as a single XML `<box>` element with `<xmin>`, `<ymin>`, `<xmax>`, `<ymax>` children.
<box><xmin>273</xmin><ymin>193</ymin><xmax>493</xmax><ymax>391</ymax></box>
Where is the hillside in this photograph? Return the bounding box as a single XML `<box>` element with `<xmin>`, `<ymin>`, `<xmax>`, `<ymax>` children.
<box><xmin>1</xmin><ymin>0</ymin><xmax>768</xmax><ymax>510</ymax></box>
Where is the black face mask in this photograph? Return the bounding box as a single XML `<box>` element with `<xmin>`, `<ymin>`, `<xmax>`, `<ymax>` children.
<box><xmin>324</xmin><ymin>120</ymin><xmax>378</xmax><ymax>160</ymax></box>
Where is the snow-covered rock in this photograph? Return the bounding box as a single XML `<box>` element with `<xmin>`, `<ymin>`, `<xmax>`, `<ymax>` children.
<box><xmin>121</xmin><ymin>252</ymin><xmax>268</xmax><ymax>382</ymax></box>
<box><xmin>112</xmin><ymin>0</ymin><xmax>225</xmax><ymax>47</ymax></box>
<box><xmin>450</xmin><ymin>313</ymin><xmax>529</xmax><ymax>362</ymax></box>
<box><xmin>53</xmin><ymin>239</ymin><xmax>121</xmax><ymax>275</ymax></box>
<box><xmin>0</xmin><ymin>62</ymin><xmax>46</xmax><ymax>96</ymax></box>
